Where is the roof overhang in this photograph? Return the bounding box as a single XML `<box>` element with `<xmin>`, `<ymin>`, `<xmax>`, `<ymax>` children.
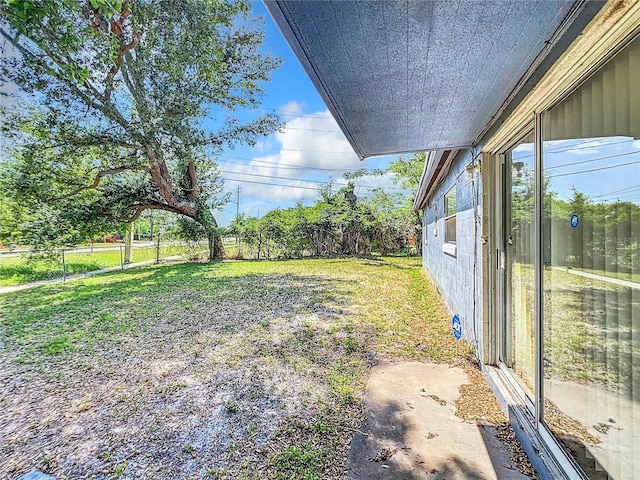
<box><xmin>265</xmin><ymin>0</ymin><xmax>604</xmax><ymax>159</ymax></box>
<box><xmin>413</xmin><ymin>150</ymin><xmax>460</xmax><ymax>211</ymax></box>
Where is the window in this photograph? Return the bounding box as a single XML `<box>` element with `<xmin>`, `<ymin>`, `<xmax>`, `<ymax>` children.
<box><xmin>443</xmin><ymin>187</ymin><xmax>456</xmax><ymax>255</ymax></box>
<box><xmin>444</xmin><ymin>187</ymin><xmax>456</xmax><ymax>243</ymax></box>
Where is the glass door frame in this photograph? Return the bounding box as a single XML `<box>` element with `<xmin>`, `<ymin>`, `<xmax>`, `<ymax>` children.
<box><xmin>489</xmin><ymin>116</ymin><xmax>591</xmax><ymax>479</ymax></box>
<box><xmin>493</xmin><ymin>120</ymin><xmax>541</xmax><ymax>423</ymax></box>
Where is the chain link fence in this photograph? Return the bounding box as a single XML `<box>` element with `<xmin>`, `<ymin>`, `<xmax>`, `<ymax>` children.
<box><xmin>0</xmin><ymin>240</ymin><xmax>209</xmax><ymax>287</ymax></box>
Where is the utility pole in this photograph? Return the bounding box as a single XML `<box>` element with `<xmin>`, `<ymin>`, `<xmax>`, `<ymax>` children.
<box><xmin>235</xmin><ymin>186</ymin><xmax>240</xmax><ymax>247</ymax></box>
<box><xmin>236</xmin><ymin>185</ymin><xmax>240</xmax><ymax>222</ymax></box>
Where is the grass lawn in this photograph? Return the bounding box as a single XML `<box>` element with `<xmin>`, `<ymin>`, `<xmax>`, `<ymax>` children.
<box><xmin>0</xmin><ymin>245</ymin><xmax>207</xmax><ymax>287</ymax></box>
<box><xmin>0</xmin><ymin>256</ymin><xmax>456</xmax><ymax>479</ymax></box>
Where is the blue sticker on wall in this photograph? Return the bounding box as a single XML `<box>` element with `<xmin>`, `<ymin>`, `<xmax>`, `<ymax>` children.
<box><xmin>570</xmin><ymin>214</ymin><xmax>579</xmax><ymax>228</ymax></box>
<box><xmin>452</xmin><ymin>315</ymin><xmax>462</xmax><ymax>340</ymax></box>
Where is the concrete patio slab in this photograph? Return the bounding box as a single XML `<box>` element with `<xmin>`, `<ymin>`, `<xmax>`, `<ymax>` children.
<box><xmin>345</xmin><ymin>362</ymin><xmax>532</xmax><ymax>480</ymax></box>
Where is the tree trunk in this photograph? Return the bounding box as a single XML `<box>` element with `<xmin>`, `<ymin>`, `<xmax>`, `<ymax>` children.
<box><xmin>415</xmin><ymin>210</ymin><xmax>424</xmax><ymax>256</ymax></box>
<box><xmin>207</xmin><ymin>229</ymin><xmax>225</xmax><ymax>260</ymax></box>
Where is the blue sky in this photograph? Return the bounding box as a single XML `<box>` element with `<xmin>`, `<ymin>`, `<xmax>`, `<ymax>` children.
<box><xmin>211</xmin><ymin>1</ymin><xmax>400</xmax><ymax>226</ymax></box>
<box><xmin>513</xmin><ymin>137</ymin><xmax>640</xmax><ymax>206</ymax></box>
<box><xmin>0</xmin><ymin>2</ymin><xmax>403</xmax><ymax>228</ymax></box>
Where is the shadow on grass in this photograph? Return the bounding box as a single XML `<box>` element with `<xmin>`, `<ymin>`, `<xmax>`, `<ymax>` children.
<box><xmin>320</xmin><ymin>255</ymin><xmax>420</xmax><ymax>270</ymax></box>
<box><xmin>1</xmin><ymin>261</ymin><xmax>355</xmax><ymax>362</ymax></box>
<box><xmin>0</xmin><ymin>259</ymin><xmax>368</xmax><ymax>479</ymax></box>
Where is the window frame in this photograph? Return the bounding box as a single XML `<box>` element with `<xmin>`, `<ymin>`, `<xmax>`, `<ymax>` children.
<box><xmin>443</xmin><ymin>186</ymin><xmax>457</xmax><ymax>256</ymax></box>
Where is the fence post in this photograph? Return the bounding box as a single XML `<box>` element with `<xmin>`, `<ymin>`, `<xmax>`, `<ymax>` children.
<box><xmin>62</xmin><ymin>249</ymin><xmax>66</xmax><ymax>282</ymax></box>
<box><xmin>124</xmin><ymin>227</ymin><xmax>134</xmax><ymax>264</ymax></box>
<box><xmin>156</xmin><ymin>236</ymin><xmax>161</xmax><ymax>264</ymax></box>
<box><xmin>120</xmin><ymin>244</ymin><xmax>124</xmax><ymax>270</ymax></box>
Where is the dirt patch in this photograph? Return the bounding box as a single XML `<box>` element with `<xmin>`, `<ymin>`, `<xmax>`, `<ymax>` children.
<box><xmin>0</xmin><ymin>272</ymin><xmax>367</xmax><ymax>479</ymax></box>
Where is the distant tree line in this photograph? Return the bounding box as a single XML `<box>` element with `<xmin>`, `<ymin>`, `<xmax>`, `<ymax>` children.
<box><xmin>510</xmin><ymin>165</ymin><xmax>639</xmax><ymax>273</ymax></box>
<box><xmin>226</xmin><ymin>154</ymin><xmax>425</xmax><ymax>260</ymax></box>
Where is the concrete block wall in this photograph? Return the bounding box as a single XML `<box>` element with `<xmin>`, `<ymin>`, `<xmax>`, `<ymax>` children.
<box><xmin>422</xmin><ymin>150</ymin><xmax>485</xmax><ymax>361</ymax></box>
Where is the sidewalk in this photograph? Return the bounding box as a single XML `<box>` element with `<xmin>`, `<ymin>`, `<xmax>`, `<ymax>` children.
<box><xmin>0</xmin><ymin>258</ymin><xmax>163</xmax><ymax>295</ymax></box>
<box><xmin>345</xmin><ymin>361</ymin><xmax>533</xmax><ymax>479</ymax></box>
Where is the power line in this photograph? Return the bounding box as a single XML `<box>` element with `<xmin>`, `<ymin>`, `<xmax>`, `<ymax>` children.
<box><xmin>220</xmin><ymin>156</ymin><xmax>362</xmax><ymax>172</ymax></box>
<box><xmin>247</xmin><ymin>146</ymin><xmax>357</xmax><ymax>155</ymax></box>
<box><xmin>513</xmin><ymin>138</ymin><xmax>636</xmax><ymax>160</ymax></box>
<box><xmin>608</xmin><ymin>191</ymin><xmax>640</xmax><ymax>203</ymax></box>
<box><xmin>219</xmin><ymin>169</ymin><xmax>403</xmax><ymax>190</ymax></box>
<box><xmin>283</xmin><ymin>126</ymin><xmax>341</xmax><ymax>133</ymax></box>
<box><xmin>546</xmin><ymin>137</ymin><xmax>634</xmax><ymax>155</ymax></box>
<box><xmin>236</xmin><ymin>106</ymin><xmax>334</xmax><ymax>120</ymax></box>
<box><xmin>549</xmin><ymin>157</ymin><xmax>640</xmax><ymax>178</ymax></box>
<box><xmin>590</xmin><ymin>184</ymin><xmax>640</xmax><ymax>199</ymax></box>
<box><xmin>223</xmin><ymin>176</ymin><xmax>404</xmax><ymax>192</ymax></box>
<box><xmin>547</xmin><ymin>148</ymin><xmax>640</xmax><ymax>170</ymax></box>
<box><xmin>222</xmin><ymin>177</ymin><xmax>321</xmax><ymax>191</ymax></box>
<box><xmin>221</xmin><ymin>170</ymin><xmax>330</xmax><ymax>185</ymax></box>
<box><xmin>514</xmin><ymin>147</ymin><xmax>640</xmax><ymax>175</ymax></box>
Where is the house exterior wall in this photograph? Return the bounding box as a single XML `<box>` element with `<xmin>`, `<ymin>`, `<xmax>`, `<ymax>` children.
<box><xmin>420</xmin><ymin>5</ymin><xmax>640</xmax><ymax>477</ymax></box>
<box><xmin>422</xmin><ymin>150</ymin><xmax>485</xmax><ymax>361</ymax></box>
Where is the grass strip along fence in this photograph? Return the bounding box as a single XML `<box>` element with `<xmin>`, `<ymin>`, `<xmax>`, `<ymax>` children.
<box><xmin>0</xmin><ymin>242</ymin><xmax>209</xmax><ymax>287</ymax></box>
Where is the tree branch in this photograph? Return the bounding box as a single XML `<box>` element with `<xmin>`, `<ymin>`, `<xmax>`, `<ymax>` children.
<box><xmin>188</xmin><ymin>160</ymin><xmax>198</xmax><ymax>201</ymax></box>
<box><xmin>107</xmin><ymin>204</ymin><xmax>146</xmax><ymax>223</ymax></box>
<box><xmin>106</xmin><ymin>200</ymin><xmax>187</xmax><ymax>223</ymax></box>
<box><xmin>0</xmin><ymin>27</ymin><xmax>132</xmax><ymax>133</ymax></box>
<box><xmin>53</xmin><ymin>165</ymin><xmax>137</xmax><ymax>201</ymax></box>
<box><xmin>120</xmin><ymin>50</ymin><xmax>152</xmax><ymax>124</ymax></box>
<box><xmin>104</xmin><ymin>11</ymin><xmax>141</xmax><ymax>103</ymax></box>
<box><xmin>147</xmin><ymin>148</ymin><xmax>195</xmax><ymax>217</ymax></box>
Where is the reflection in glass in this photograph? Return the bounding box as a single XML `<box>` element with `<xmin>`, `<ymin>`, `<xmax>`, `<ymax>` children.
<box><xmin>504</xmin><ymin>132</ymin><xmax>536</xmax><ymax>397</ymax></box>
<box><xmin>542</xmin><ymin>34</ymin><xmax>640</xmax><ymax>479</ymax></box>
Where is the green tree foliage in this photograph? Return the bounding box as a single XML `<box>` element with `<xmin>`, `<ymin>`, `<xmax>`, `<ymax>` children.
<box><xmin>388</xmin><ymin>152</ymin><xmax>425</xmax><ymax>190</ymax></box>
<box><xmin>230</xmin><ymin>181</ymin><xmax>418</xmax><ymax>260</ymax></box>
<box><xmin>227</xmin><ymin>152</ymin><xmax>429</xmax><ymax>260</ymax></box>
<box><xmin>545</xmin><ymin>189</ymin><xmax>640</xmax><ymax>272</ymax></box>
<box><xmin>0</xmin><ymin>0</ymin><xmax>281</xmax><ymax>258</ymax></box>
<box><xmin>388</xmin><ymin>152</ymin><xmax>426</xmax><ymax>254</ymax></box>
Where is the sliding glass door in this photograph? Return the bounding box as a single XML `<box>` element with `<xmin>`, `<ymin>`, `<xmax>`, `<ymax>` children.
<box><xmin>502</xmin><ymin>131</ymin><xmax>537</xmax><ymax>400</ymax></box>
<box><xmin>496</xmin><ymin>32</ymin><xmax>640</xmax><ymax>479</ymax></box>
<box><xmin>541</xmin><ymin>34</ymin><xmax>640</xmax><ymax>479</ymax></box>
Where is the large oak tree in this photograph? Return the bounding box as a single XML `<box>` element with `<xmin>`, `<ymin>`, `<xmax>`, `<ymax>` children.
<box><xmin>0</xmin><ymin>0</ymin><xmax>281</xmax><ymax>258</ymax></box>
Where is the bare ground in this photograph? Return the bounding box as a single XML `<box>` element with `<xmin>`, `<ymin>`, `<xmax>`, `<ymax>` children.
<box><xmin>0</xmin><ymin>258</ymin><xmax>534</xmax><ymax>479</ymax></box>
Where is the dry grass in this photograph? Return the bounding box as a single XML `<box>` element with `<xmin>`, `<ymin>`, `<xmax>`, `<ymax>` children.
<box><xmin>1</xmin><ymin>256</ymin><xmax>458</xmax><ymax>480</ymax></box>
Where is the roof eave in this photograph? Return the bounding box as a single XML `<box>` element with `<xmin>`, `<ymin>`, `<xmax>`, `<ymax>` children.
<box><xmin>413</xmin><ymin>150</ymin><xmax>459</xmax><ymax>211</ymax></box>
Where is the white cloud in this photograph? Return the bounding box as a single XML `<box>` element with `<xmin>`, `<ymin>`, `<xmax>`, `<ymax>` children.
<box><xmin>278</xmin><ymin>100</ymin><xmax>305</xmax><ymax>117</ymax></box>
<box><xmin>216</xmin><ymin>106</ymin><xmax>402</xmax><ymax>225</ymax></box>
<box><xmin>544</xmin><ymin>137</ymin><xmax>634</xmax><ymax>156</ymax></box>
<box><xmin>221</xmin><ymin>153</ymin><xmax>323</xmax><ymax>204</ymax></box>
<box><xmin>276</xmin><ymin>109</ymin><xmax>361</xmax><ymax>169</ymax></box>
